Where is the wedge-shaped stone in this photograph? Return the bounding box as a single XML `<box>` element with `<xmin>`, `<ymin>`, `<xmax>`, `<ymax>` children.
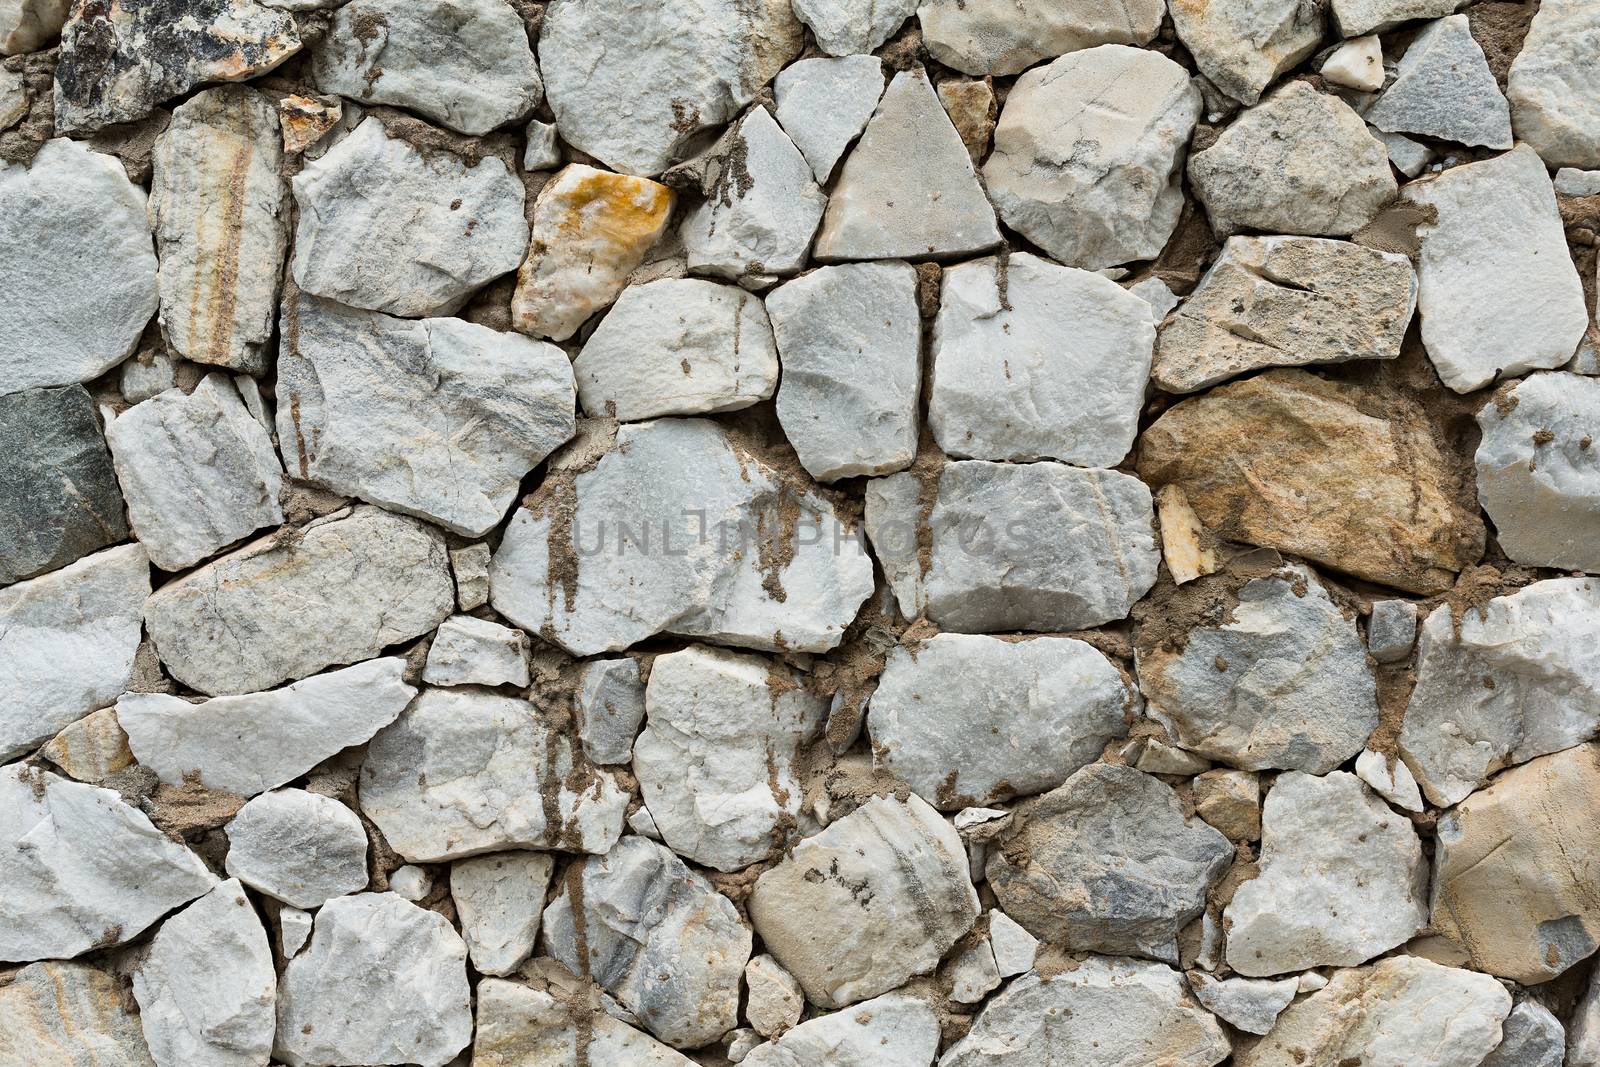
<box><xmin>224</xmin><ymin>789</ymin><xmax>368</xmax><ymax>907</ymax></box>
<box><xmin>490</xmin><ymin>418</ymin><xmax>875</xmax><ymax>655</ymax></box>
<box><xmin>984</xmin><ymin>45</ymin><xmax>1198</xmax><ymax>270</ymax></box>
<box><xmin>931</xmin><ymin>252</ymin><xmax>1153</xmax><ymax>465</ymax></box>
<box><xmin>149</xmin><ymin>86</ymin><xmax>287</xmax><ymax>371</ymax></box>
<box><xmin>1225</xmin><ymin>771</ymin><xmax>1427</xmax><ymax>976</ymax></box>
<box><xmin>544</xmin><ymin>836</ymin><xmax>751</xmax><ymax>1048</ymax></box>
<box><xmin>865</xmin><ymin>459</ymin><xmax>1159</xmax><ymax>632</ymax></box>
<box><xmin>870</xmin><ymin>634</ymin><xmax>1134</xmax><ymax>810</ymax></box>
<box><xmin>1169</xmin><ymin>0</ymin><xmax>1322</xmax><ymax>105</ymax></box>
<box><xmin>750</xmin><ymin>794</ymin><xmax>978</xmax><ymax>1008</ymax></box>
<box><xmin>143</xmin><ymin>506</ymin><xmax>454</xmax><ymax>695</ymax></box>
<box><xmin>1152</xmin><ymin>236</ymin><xmax>1417</xmax><ymax>393</ymax></box>
<box><xmin>744</xmin><ymin>992</ymin><xmax>938</xmax><ymax>1067</ymax></box>
<box><xmin>1367</xmin><ymin>15</ymin><xmax>1511</xmax><ymax>149</ymax></box>
<box><xmin>1509</xmin><ymin>0</ymin><xmax>1600</xmax><ymax>169</ymax></box>
<box><xmin>1333</xmin><ymin>0</ymin><xmax>1461</xmax><ymax>34</ymax></box>
<box><xmin>0</xmin><ymin>961</ymin><xmax>156</xmax><ymax>1066</ymax></box>
<box><xmin>918</xmin><ymin>0</ymin><xmax>1163</xmax><ymax>75</ymax></box>
<box><xmin>473</xmin><ymin>981</ymin><xmax>696</xmax><ymax>1067</ymax></box>
<box><xmin>0</xmin><ymin>764</ymin><xmax>216</xmax><ymax>963</ymax></box>
<box><xmin>361</xmin><ymin>687</ymin><xmax>629</xmax><ymax>861</ymax></box>
<box><xmin>1</xmin><ymin>544</ymin><xmax>147</xmax><ymax>762</ymax></box>
<box><xmin>291</xmin><ymin>117</ymin><xmax>528</xmax><ymax>316</ymax></box>
<box><xmin>422</xmin><ymin>615</ymin><xmax>530</xmax><ymax>687</ymax></box>
<box><xmin>815</xmin><ymin>68</ymin><xmax>1001</xmax><ymax>262</ymax></box>
<box><xmin>1137</xmin><ymin>371</ymin><xmax>1485</xmax><ymax>594</ymax></box>
<box><xmin>278</xmin><ymin>294</ymin><xmax>574</xmax><ymax>537</ymax></box>
<box><xmin>1189</xmin><ymin>974</ymin><xmax>1296</xmax><ymax>1036</ymax></box>
<box><xmin>0</xmin><ymin>138</ymin><xmax>157</xmax><ymax>396</ymax></box>
<box><xmin>40</xmin><ymin>707</ymin><xmax>134</xmax><ymax>783</ymax></box>
<box><xmin>773</xmin><ymin>56</ymin><xmax>884</xmax><ymax>183</ymax></box>
<box><xmin>1481</xmin><ymin>1001</ymin><xmax>1565</xmax><ymax>1067</ymax></box>
<box><xmin>450</xmin><ymin>852</ymin><xmax>553</xmax><ymax>977</ymax></box>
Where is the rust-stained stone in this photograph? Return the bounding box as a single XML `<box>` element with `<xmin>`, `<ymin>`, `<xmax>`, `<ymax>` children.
<box><xmin>0</xmin><ymin>961</ymin><xmax>156</xmax><ymax>1066</ymax></box>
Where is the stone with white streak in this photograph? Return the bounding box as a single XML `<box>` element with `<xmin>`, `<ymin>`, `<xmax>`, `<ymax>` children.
<box><xmin>1404</xmin><ymin>145</ymin><xmax>1588</xmax><ymax>393</ymax></box>
<box><xmin>1366</xmin><ymin>15</ymin><xmax>1511</xmax><ymax>149</ymax></box>
<box><xmin>918</xmin><ymin>0</ymin><xmax>1164</xmax><ymax>76</ymax></box>
<box><xmin>143</xmin><ymin>506</ymin><xmax>454</xmax><ymax>695</ymax></box>
<box><xmin>983</xmin><ymin>45</ymin><xmax>1200</xmax><ymax>270</ymax></box>
<box><xmin>870</xmin><ymin>634</ymin><xmax>1134</xmax><ymax>810</ymax></box>
<box><xmin>1189</xmin><ymin>974</ymin><xmax>1296</xmax><ymax>1036</ymax></box>
<box><xmin>0</xmin><ymin>763</ymin><xmax>216</xmax><ymax>962</ymax></box>
<box><xmin>224</xmin><ymin>789</ymin><xmax>368</xmax><ymax>907</ymax></box>
<box><xmin>472</xmin><ymin>980</ymin><xmax>697</xmax><ymax>1067</ymax></box>
<box><xmin>291</xmin><ymin>117</ymin><xmax>528</xmax><ymax>316</ymax></box>
<box><xmin>749</xmin><ymin>794</ymin><xmax>979</xmax><ymax>1008</ymax></box>
<box><xmin>450</xmin><ymin>852</ymin><xmax>554</xmax><ymax>976</ymax></box>
<box><xmin>1481</xmin><ymin>1001</ymin><xmax>1565</xmax><ymax>1067</ymax></box>
<box><xmin>1225</xmin><ymin>771</ymin><xmax>1427</xmax><ymax>976</ymax></box>
<box><xmin>1321</xmin><ymin>35</ymin><xmax>1384</xmax><ymax>91</ymax></box>
<box><xmin>793</xmin><ymin>0</ymin><xmax>911</xmax><ymax>55</ymax></box>
<box><xmin>118</xmin><ymin>658</ymin><xmax>415</xmax><ymax>796</ymax></box>
<box><xmin>133</xmin><ymin>879</ymin><xmax>275</xmax><ymax>1067</ymax></box>
<box><xmin>0</xmin><ymin>0</ymin><xmax>68</xmax><ymax>53</ymax></box>
<box><xmin>769</xmin><ymin>260</ymin><xmax>920</xmax><ymax>481</ymax></box>
<box><xmin>275</xmin><ymin>893</ymin><xmax>471</xmax><ymax>1067</ymax></box>
<box><xmin>634</xmin><ymin>644</ymin><xmax>826</xmax><ymax>871</ymax></box>
<box><xmin>0</xmin><ymin>139</ymin><xmax>158</xmax><ymax>396</ymax></box>
<box><xmin>575</xmin><ymin>278</ymin><xmax>777</xmax><ymax>420</ymax></box>
<box><xmin>105</xmin><ymin>374</ymin><xmax>285</xmax><ymax>571</ymax></box>
<box><xmin>1</xmin><ymin>543</ymin><xmax>147</xmax><ymax>763</ymax></box>
<box><xmin>423</xmin><ymin>615</ymin><xmax>531</xmax><ymax>687</ymax></box>
<box><xmin>772</xmin><ymin>56</ymin><xmax>884</xmax><ymax>183</ymax></box>
<box><xmin>575</xmin><ymin>658</ymin><xmax>646</xmax><ymax>765</ymax></box>
<box><xmin>744</xmin><ymin>992</ymin><xmax>939</xmax><ymax>1066</ymax></box>
<box><xmin>0</xmin><ymin>961</ymin><xmax>156</xmax><ymax>1066</ymax></box>
<box><xmin>360</xmin><ymin>687</ymin><xmax>629</xmax><ymax>861</ymax></box>
<box><xmin>930</xmin><ymin>253</ymin><xmax>1153</xmax><ymax>465</ymax></box>
<box><xmin>1476</xmin><ymin>373</ymin><xmax>1600</xmax><ymax>573</ymax></box>
<box><xmin>544</xmin><ymin>836</ymin><xmax>752</xmax><ymax>1048</ymax></box>
<box><xmin>1170</xmin><ymin>0</ymin><xmax>1322</xmax><ymax>105</ymax></box>
<box><xmin>865</xmin><ymin>459</ymin><xmax>1159</xmax><ymax>633</ymax></box>
<box><xmin>312</xmin><ymin>0</ymin><xmax>541</xmax><ymax>136</ymax></box>
<box><xmin>1509</xmin><ymin>0</ymin><xmax>1600</xmax><ymax>170</ymax></box>
<box><xmin>941</xmin><ymin>958</ymin><xmax>1231</xmax><ymax>1067</ymax></box>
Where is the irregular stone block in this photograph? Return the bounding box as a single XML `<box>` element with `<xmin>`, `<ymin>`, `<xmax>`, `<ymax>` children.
<box><xmin>743</xmin><ymin>992</ymin><xmax>938</xmax><ymax>1066</ymax></box>
<box><xmin>1509</xmin><ymin>0</ymin><xmax>1600</xmax><ymax>169</ymax></box>
<box><xmin>472</xmin><ymin>980</ymin><xmax>696</xmax><ymax>1066</ymax></box>
<box><xmin>40</xmin><ymin>707</ymin><xmax>135</xmax><ymax>783</ymax></box>
<box><xmin>918</xmin><ymin>0</ymin><xmax>1164</xmax><ymax>75</ymax></box>
<box><xmin>1169</xmin><ymin>0</ymin><xmax>1322</xmax><ymax>105</ymax></box>
<box><xmin>449</xmin><ymin>851</ymin><xmax>553</xmax><ymax>977</ymax></box>
<box><xmin>224</xmin><ymin>789</ymin><xmax>369</xmax><ymax>907</ymax></box>
<box><xmin>772</xmin><ymin>56</ymin><xmax>883</xmax><ymax>183</ymax></box>
<box><xmin>0</xmin><ymin>961</ymin><xmax>156</xmax><ymax>1066</ymax></box>
<box><xmin>575</xmin><ymin>657</ymin><xmax>646</xmax><ymax>765</ymax></box>
<box><xmin>422</xmin><ymin>615</ymin><xmax>530</xmax><ymax>688</ymax></box>
<box><xmin>792</xmin><ymin>0</ymin><xmax>911</xmax><ymax>54</ymax></box>
<box><xmin>1366</xmin><ymin>14</ymin><xmax>1511</xmax><ymax>149</ymax></box>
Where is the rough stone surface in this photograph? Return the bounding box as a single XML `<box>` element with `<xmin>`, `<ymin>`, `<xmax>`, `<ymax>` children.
<box><xmin>575</xmin><ymin>657</ymin><xmax>647</xmax><ymax>765</ymax></box>
<box><xmin>744</xmin><ymin>992</ymin><xmax>939</xmax><ymax>1066</ymax></box>
<box><xmin>0</xmin><ymin>0</ymin><xmax>69</xmax><ymax>54</ymax></box>
<box><xmin>1366</xmin><ymin>15</ymin><xmax>1511</xmax><ymax>149</ymax></box>
<box><xmin>1192</xmin><ymin>768</ymin><xmax>1261</xmax><ymax>840</ymax></box>
<box><xmin>1321</xmin><ymin>34</ymin><xmax>1384</xmax><ymax>91</ymax></box>
<box><xmin>451</xmin><ymin>542</ymin><xmax>492</xmax><ymax>611</ymax></box>
<box><xmin>983</xmin><ymin>45</ymin><xmax>1201</xmax><ymax>270</ymax></box>
<box><xmin>1333</xmin><ymin>0</ymin><xmax>1461</xmax><ymax>35</ymax></box>
<box><xmin>745</xmin><ymin>955</ymin><xmax>803</xmax><ymax>1039</ymax></box>
<box><xmin>224</xmin><ymin>789</ymin><xmax>368</xmax><ymax>907</ymax></box>
<box><xmin>1481</xmin><ymin>1001</ymin><xmax>1566</xmax><ymax>1067</ymax></box>
<box><xmin>1355</xmin><ymin>749</ymin><xmax>1424</xmax><ymax>811</ymax></box>
<box><xmin>472</xmin><ymin>980</ymin><xmax>696</xmax><ymax>1066</ymax></box>
<box><xmin>919</xmin><ymin>0</ymin><xmax>1164</xmax><ymax>76</ymax></box>
<box><xmin>118</xmin><ymin>658</ymin><xmax>415</xmax><ymax>797</ymax></box>
<box><xmin>450</xmin><ymin>851</ymin><xmax>554</xmax><ymax>977</ymax></box>
<box><xmin>1368</xmin><ymin>599</ymin><xmax>1419</xmax><ymax>663</ymax></box>
<box><xmin>1169</xmin><ymin>0</ymin><xmax>1323</xmax><ymax>105</ymax></box>
<box><xmin>792</xmin><ymin>0</ymin><xmax>911</xmax><ymax>55</ymax></box>
<box><xmin>0</xmin><ymin>961</ymin><xmax>157</xmax><ymax>1066</ymax></box>
<box><xmin>40</xmin><ymin>706</ymin><xmax>134</xmax><ymax>783</ymax></box>
<box><xmin>772</xmin><ymin>55</ymin><xmax>883</xmax><ymax>183</ymax></box>
<box><xmin>1189</xmin><ymin>973</ymin><xmax>1296</xmax><ymax>1035</ymax></box>
<box><xmin>1509</xmin><ymin>0</ymin><xmax>1600</xmax><ymax>170</ymax></box>
<box><xmin>422</xmin><ymin>614</ymin><xmax>530</xmax><ymax>687</ymax></box>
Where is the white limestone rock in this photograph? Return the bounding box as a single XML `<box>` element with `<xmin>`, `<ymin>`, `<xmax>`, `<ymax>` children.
<box><xmin>574</xmin><ymin>278</ymin><xmax>777</xmax><ymax>420</ymax></box>
<box><xmin>423</xmin><ymin>615</ymin><xmax>531</xmax><ymax>688</ymax></box>
<box><xmin>948</xmin><ymin>939</ymin><xmax>1001</xmax><ymax>1004</ymax></box>
<box><xmin>543</xmin><ymin>836</ymin><xmax>752</xmax><ymax>1049</ymax></box>
<box><xmin>0</xmin><ymin>763</ymin><xmax>216</xmax><ymax>963</ymax></box>
<box><xmin>120</xmin><ymin>352</ymin><xmax>183</xmax><ymax>404</ymax></box>
<box><xmin>1128</xmin><ymin>274</ymin><xmax>1180</xmax><ymax>320</ymax></box>
<box><xmin>749</xmin><ymin>794</ymin><xmax>979</xmax><ymax>1008</ymax></box>
<box><xmin>105</xmin><ymin>375</ymin><xmax>285</xmax><ymax>571</ymax></box>
<box><xmin>1481</xmin><ymin>1001</ymin><xmax>1565</xmax><ymax>1067</ymax></box>
<box><xmin>1225</xmin><ymin>771</ymin><xmax>1427</xmax><ymax>976</ymax></box>
<box><xmin>745</xmin><ymin>955</ymin><xmax>804</xmax><ymax>1039</ymax></box>
<box><xmin>224</xmin><ymin>789</ymin><xmax>368</xmax><ymax>907</ymax></box>
<box><xmin>1557</xmin><ymin>167</ymin><xmax>1600</xmax><ymax>197</ymax></box>
<box><xmin>472</xmin><ymin>980</ymin><xmax>697</xmax><ymax>1067</ymax></box>
<box><xmin>143</xmin><ymin>505</ymin><xmax>455</xmax><ymax>695</ymax></box>
<box><xmin>524</xmin><ymin>118</ymin><xmax>560</xmax><ymax>169</ymax></box>
<box><xmin>941</xmin><ymin>958</ymin><xmax>1231</xmax><ymax>1067</ymax></box>
<box><xmin>1476</xmin><ymin>372</ymin><xmax>1600</xmax><ymax>573</ymax></box>
<box><xmin>0</xmin><ymin>961</ymin><xmax>157</xmax><ymax>1066</ymax></box>
<box><xmin>865</xmin><ymin>459</ymin><xmax>1159</xmax><ymax>632</ymax></box>
<box><xmin>870</xmin><ymin>634</ymin><xmax>1134</xmax><ymax>809</ymax></box>
<box><xmin>279</xmin><ymin>907</ymin><xmax>312</xmax><ymax>956</ymax></box>
<box><xmin>1377</xmin><ymin>127</ymin><xmax>1437</xmax><ymax>177</ymax></box>
<box><xmin>133</xmin><ymin>879</ymin><xmax>275</xmax><ymax>1067</ymax></box>
<box><xmin>118</xmin><ymin>658</ymin><xmax>416</xmax><ymax>797</ymax></box>
<box><xmin>1333</xmin><ymin>0</ymin><xmax>1461</xmax><ymax>34</ymax></box>
<box><xmin>312</xmin><ymin>0</ymin><xmax>540</xmax><ymax>136</ymax></box>
<box><xmin>451</xmin><ymin>543</ymin><xmax>492</xmax><ymax>611</ymax></box>
<box><xmin>1366</xmin><ymin>15</ymin><xmax>1511</xmax><ymax>149</ymax></box>
<box><xmin>1170</xmin><ymin>0</ymin><xmax>1323</xmax><ymax>105</ymax></box>
<box><xmin>575</xmin><ymin>657</ymin><xmax>647</xmax><ymax>765</ymax></box>
<box><xmin>489</xmin><ymin>418</ymin><xmax>875</xmax><ymax>655</ymax></box>
<box><xmin>1321</xmin><ymin>34</ymin><xmax>1384</xmax><ymax>91</ymax></box>
<box><xmin>792</xmin><ymin>0</ymin><xmax>911</xmax><ymax>54</ymax></box>
<box><xmin>275</xmin><ymin>893</ymin><xmax>471</xmax><ymax>1067</ymax></box>
<box><xmin>290</xmin><ymin>117</ymin><xmax>528</xmax><ymax>316</ymax></box>
<box><xmin>983</xmin><ymin>45</ymin><xmax>1200</xmax><ymax>270</ymax></box>
<box><xmin>988</xmin><ymin>912</ymin><xmax>1039</xmax><ymax>977</ymax></box>
<box><xmin>1189</xmin><ymin>973</ymin><xmax>1296</xmax><ymax>1036</ymax></box>
<box><xmin>930</xmin><ymin>252</ymin><xmax>1154</xmax><ymax>465</ymax></box>
<box><xmin>768</xmin><ymin>260</ymin><xmax>920</xmax><ymax>481</ymax></box>
<box><xmin>918</xmin><ymin>0</ymin><xmax>1164</xmax><ymax>76</ymax></box>
<box><xmin>0</xmin><ymin>138</ymin><xmax>157</xmax><ymax>396</ymax></box>
<box><xmin>634</xmin><ymin>644</ymin><xmax>826</xmax><ymax>871</ymax></box>
<box><xmin>1</xmin><ymin>544</ymin><xmax>148</xmax><ymax>762</ymax></box>
<box><xmin>0</xmin><ymin>0</ymin><xmax>69</xmax><ymax>53</ymax></box>
<box><xmin>1234</xmin><ymin>956</ymin><xmax>1510</xmax><ymax>1067</ymax></box>
<box><xmin>1189</xmin><ymin>82</ymin><xmax>1396</xmax><ymax>238</ymax></box>
<box><xmin>773</xmin><ymin>56</ymin><xmax>884</xmax><ymax>183</ymax></box>
<box><xmin>1508</xmin><ymin>0</ymin><xmax>1600</xmax><ymax>169</ymax></box>
<box><xmin>538</xmin><ymin>0</ymin><xmax>801</xmax><ymax>175</ymax></box>
<box><xmin>744</xmin><ymin>992</ymin><xmax>939</xmax><ymax>1067</ymax></box>
<box><xmin>360</xmin><ymin>687</ymin><xmax>629</xmax><ymax>861</ymax></box>
<box><xmin>389</xmin><ymin>864</ymin><xmax>432</xmax><ymax>902</ymax></box>
<box><xmin>450</xmin><ymin>851</ymin><xmax>554</xmax><ymax>977</ymax></box>
<box><xmin>1354</xmin><ymin>749</ymin><xmax>1425</xmax><ymax>812</ymax></box>
<box><xmin>814</xmin><ymin>68</ymin><xmax>1001</xmax><ymax>262</ymax></box>
<box><xmin>1404</xmin><ymin>145</ymin><xmax>1588</xmax><ymax>393</ymax></box>
<box><xmin>1399</xmin><ymin>578</ymin><xmax>1600</xmax><ymax>807</ymax></box>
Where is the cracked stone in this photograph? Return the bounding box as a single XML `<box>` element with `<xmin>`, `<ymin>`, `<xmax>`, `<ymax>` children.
<box><xmin>0</xmin><ymin>961</ymin><xmax>156</xmax><ymax>1066</ymax></box>
<box><xmin>449</xmin><ymin>851</ymin><xmax>553</xmax><ymax>977</ymax></box>
<box><xmin>472</xmin><ymin>980</ymin><xmax>696</xmax><ymax>1067</ymax></box>
<box><xmin>1169</xmin><ymin>0</ymin><xmax>1323</xmax><ymax>105</ymax></box>
<box><xmin>422</xmin><ymin>615</ymin><xmax>531</xmax><ymax>688</ymax></box>
<box><xmin>772</xmin><ymin>55</ymin><xmax>883</xmax><ymax>184</ymax></box>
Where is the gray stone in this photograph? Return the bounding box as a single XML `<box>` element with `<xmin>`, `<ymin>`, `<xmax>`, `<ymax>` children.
<box><xmin>1366</xmin><ymin>15</ymin><xmax>1511</xmax><ymax>149</ymax></box>
<box><xmin>744</xmin><ymin>992</ymin><xmax>939</xmax><ymax>1067</ymax></box>
<box><xmin>120</xmin><ymin>352</ymin><xmax>184</xmax><ymax>404</ymax></box>
<box><xmin>1376</xmin><ymin>127</ymin><xmax>1437</xmax><ymax>177</ymax></box>
<box><xmin>1188</xmin><ymin>973</ymin><xmax>1297</xmax><ymax>1036</ymax></box>
<box><xmin>792</xmin><ymin>0</ymin><xmax>911</xmax><ymax>54</ymax></box>
<box><xmin>1354</xmin><ymin>748</ymin><xmax>1424</xmax><ymax>812</ymax></box>
<box><xmin>0</xmin><ymin>961</ymin><xmax>156</xmax><ymax>1066</ymax></box>
<box><xmin>1509</xmin><ymin>0</ymin><xmax>1600</xmax><ymax>169</ymax></box>
<box><xmin>986</xmin><ymin>764</ymin><xmax>1232</xmax><ymax>962</ymax></box>
<box><xmin>576</xmin><ymin>657</ymin><xmax>646</xmax><ymax>765</ymax></box>
<box><xmin>772</xmin><ymin>56</ymin><xmax>884</xmax><ymax>184</ymax></box>
<box><xmin>865</xmin><ymin>458</ymin><xmax>1159</xmax><ymax>633</ymax></box>
<box><xmin>224</xmin><ymin>789</ymin><xmax>368</xmax><ymax>907</ymax></box>
<box><xmin>290</xmin><ymin>117</ymin><xmax>528</xmax><ymax>316</ymax></box>
<box><xmin>544</xmin><ymin>836</ymin><xmax>751</xmax><ymax>1048</ymax></box>
<box><xmin>449</xmin><ymin>851</ymin><xmax>554</xmax><ymax>977</ymax></box>
<box><xmin>312</xmin><ymin>0</ymin><xmax>541</xmax><ymax>136</ymax></box>
<box><xmin>983</xmin><ymin>45</ymin><xmax>1200</xmax><ymax>270</ymax></box>
<box><xmin>1152</xmin><ymin>236</ymin><xmax>1417</xmax><ymax>393</ymax></box>
<box><xmin>143</xmin><ymin>506</ymin><xmax>454</xmax><ymax>695</ymax></box>
<box><xmin>422</xmin><ymin>615</ymin><xmax>531</xmax><ymax>687</ymax></box>
<box><xmin>0</xmin><ymin>66</ymin><xmax>24</xmax><ymax>128</ymax></box>
<box><xmin>918</xmin><ymin>0</ymin><xmax>1164</xmax><ymax>76</ymax></box>
<box><xmin>1481</xmin><ymin>1001</ymin><xmax>1565</xmax><ymax>1067</ymax></box>
<box><xmin>1333</xmin><ymin>0</ymin><xmax>1461</xmax><ymax>34</ymax></box>
<box><xmin>1367</xmin><ymin>598</ymin><xmax>1419</xmax><ymax>663</ymax></box>
<box><xmin>930</xmin><ymin>252</ymin><xmax>1154</xmax><ymax>465</ymax></box>
<box><xmin>1128</xmin><ymin>275</ymin><xmax>1179</xmax><ymax>320</ymax></box>
<box><xmin>0</xmin><ymin>138</ymin><xmax>157</xmax><ymax>396</ymax></box>
<box><xmin>1189</xmin><ymin>81</ymin><xmax>1396</xmax><ymax>237</ymax></box>
<box><xmin>947</xmin><ymin>939</ymin><xmax>1001</xmax><ymax>1005</ymax></box>
<box><xmin>280</xmin><ymin>907</ymin><xmax>312</xmax><ymax>955</ymax></box>
<box><xmin>768</xmin><ymin>260</ymin><xmax>920</xmax><ymax>481</ymax></box>
<box><xmin>987</xmin><ymin>911</ymin><xmax>1038</xmax><ymax>977</ymax></box>
<box><xmin>472</xmin><ymin>980</ymin><xmax>697</xmax><ymax>1066</ymax></box>
<box><xmin>524</xmin><ymin>118</ymin><xmax>560</xmax><ymax>169</ymax></box>
<box><xmin>1169</xmin><ymin>0</ymin><xmax>1323</xmax><ymax>105</ymax></box>
<box><xmin>0</xmin><ymin>0</ymin><xmax>69</xmax><ymax>54</ymax></box>
<box><xmin>814</xmin><ymin>68</ymin><xmax>1001</xmax><ymax>262</ymax></box>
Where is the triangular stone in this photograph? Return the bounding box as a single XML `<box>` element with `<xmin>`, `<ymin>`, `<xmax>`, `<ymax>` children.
<box><xmin>1366</xmin><ymin>14</ymin><xmax>1511</xmax><ymax>149</ymax></box>
<box><xmin>814</xmin><ymin>67</ymin><xmax>1001</xmax><ymax>261</ymax></box>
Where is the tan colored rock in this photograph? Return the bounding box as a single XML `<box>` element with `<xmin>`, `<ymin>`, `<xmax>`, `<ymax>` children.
<box><xmin>1192</xmin><ymin>769</ymin><xmax>1259</xmax><ymax>840</ymax></box>
<box><xmin>511</xmin><ymin>164</ymin><xmax>675</xmax><ymax>341</ymax></box>
<box><xmin>1431</xmin><ymin>744</ymin><xmax>1600</xmax><ymax>984</ymax></box>
<box><xmin>278</xmin><ymin>93</ymin><xmax>340</xmax><ymax>154</ymax></box>
<box><xmin>1155</xmin><ymin>484</ymin><xmax>1218</xmax><ymax>585</ymax></box>
<box><xmin>0</xmin><ymin>961</ymin><xmax>155</xmax><ymax>1066</ymax></box>
<box><xmin>1136</xmin><ymin>370</ymin><xmax>1484</xmax><ymax>594</ymax></box>
<box><xmin>936</xmin><ymin>77</ymin><xmax>995</xmax><ymax>161</ymax></box>
<box><xmin>39</xmin><ymin>707</ymin><xmax>133</xmax><ymax>783</ymax></box>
